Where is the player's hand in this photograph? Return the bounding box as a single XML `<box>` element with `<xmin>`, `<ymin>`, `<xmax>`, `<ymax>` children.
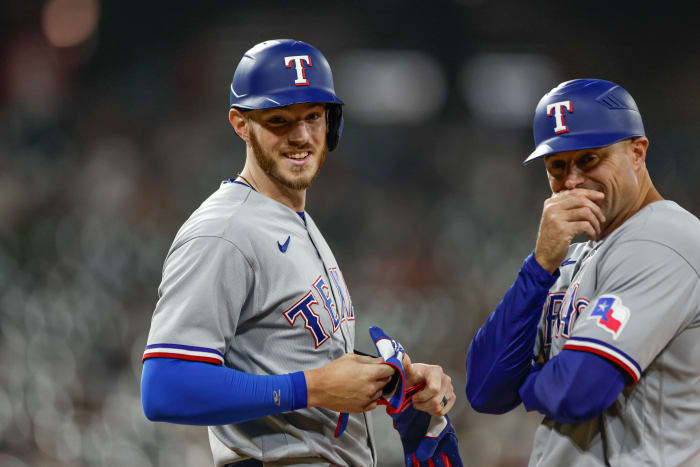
<box><xmin>534</xmin><ymin>188</ymin><xmax>605</xmax><ymax>273</ymax></box>
<box><xmin>304</xmin><ymin>353</ymin><xmax>394</xmax><ymax>413</ymax></box>
<box><xmin>403</xmin><ymin>353</ymin><xmax>455</xmax><ymax>417</ymax></box>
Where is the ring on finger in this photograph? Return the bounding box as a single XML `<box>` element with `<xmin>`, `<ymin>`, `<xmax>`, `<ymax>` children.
<box><xmin>440</xmin><ymin>395</ymin><xmax>448</xmax><ymax>408</ymax></box>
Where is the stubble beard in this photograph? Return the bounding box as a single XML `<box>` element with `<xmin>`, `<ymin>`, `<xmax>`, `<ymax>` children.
<box><xmin>249</xmin><ymin>129</ymin><xmax>327</xmax><ymax>191</ymax></box>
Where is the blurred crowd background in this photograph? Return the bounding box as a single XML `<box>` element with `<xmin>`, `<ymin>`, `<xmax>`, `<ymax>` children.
<box><xmin>2</xmin><ymin>1</ymin><xmax>699</xmax><ymax>466</ymax></box>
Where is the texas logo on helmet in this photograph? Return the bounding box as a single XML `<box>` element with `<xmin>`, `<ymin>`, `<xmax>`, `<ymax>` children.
<box><xmin>587</xmin><ymin>295</ymin><xmax>630</xmax><ymax>340</ymax></box>
<box><xmin>284</xmin><ymin>55</ymin><xmax>312</xmax><ymax>86</ymax></box>
<box><xmin>546</xmin><ymin>100</ymin><xmax>573</xmax><ymax>134</ymax></box>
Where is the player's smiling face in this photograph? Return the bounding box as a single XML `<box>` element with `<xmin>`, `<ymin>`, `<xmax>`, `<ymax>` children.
<box><xmin>544</xmin><ymin>138</ymin><xmax>649</xmax><ymax>236</ymax></box>
<box><xmin>246</xmin><ymin>103</ymin><xmax>328</xmax><ymax>191</ymax></box>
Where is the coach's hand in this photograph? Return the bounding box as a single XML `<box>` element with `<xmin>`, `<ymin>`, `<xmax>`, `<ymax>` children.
<box><xmin>535</xmin><ymin>188</ymin><xmax>605</xmax><ymax>273</ymax></box>
<box><xmin>403</xmin><ymin>354</ymin><xmax>455</xmax><ymax>417</ymax></box>
<box><xmin>304</xmin><ymin>354</ymin><xmax>394</xmax><ymax>413</ymax></box>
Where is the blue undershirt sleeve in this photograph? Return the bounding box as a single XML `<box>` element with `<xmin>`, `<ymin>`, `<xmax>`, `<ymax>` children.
<box><xmin>518</xmin><ymin>349</ymin><xmax>627</xmax><ymax>424</ymax></box>
<box><xmin>466</xmin><ymin>252</ymin><xmax>558</xmax><ymax>414</ymax></box>
<box><xmin>141</xmin><ymin>358</ymin><xmax>308</xmax><ymax>426</ymax></box>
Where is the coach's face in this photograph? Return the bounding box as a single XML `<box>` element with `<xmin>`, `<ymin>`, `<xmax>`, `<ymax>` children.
<box><xmin>543</xmin><ymin>137</ymin><xmax>650</xmax><ymax>237</ymax></box>
<box><xmin>234</xmin><ymin>103</ymin><xmax>328</xmax><ymax>191</ymax></box>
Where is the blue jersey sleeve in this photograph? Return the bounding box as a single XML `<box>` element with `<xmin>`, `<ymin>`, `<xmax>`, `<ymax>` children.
<box><xmin>466</xmin><ymin>253</ymin><xmax>558</xmax><ymax>413</ymax></box>
<box><xmin>518</xmin><ymin>349</ymin><xmax>627</xmax><ymax>424</ymax></box>
<box><xmin>141</xmin><ymin>358</ymin><xmax>307</xmax><ymax>426</ymax></box>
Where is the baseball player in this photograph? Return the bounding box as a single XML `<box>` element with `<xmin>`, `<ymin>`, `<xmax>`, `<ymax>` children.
<box><xmin>140</xmin><ymin>39</ymin><xmax>456</xmax><ymax>467</ymax></box>
<box><xmin>465</xmin><ymin>79</ymin><xmax>700</xmax><ymax>466</ymax></box>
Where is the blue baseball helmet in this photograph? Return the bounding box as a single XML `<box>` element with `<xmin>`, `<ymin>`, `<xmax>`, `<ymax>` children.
<box><xmin>524</xmin><ymin>79</ymin><xmax>645</xmax><ymax>163</ymax></box>
<box><xmin>230</xmin><ymin>39</ymin><xmax>344</xmax><ymax>151</ymax></box>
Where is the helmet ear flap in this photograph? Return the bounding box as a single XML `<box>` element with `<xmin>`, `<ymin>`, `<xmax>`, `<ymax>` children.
<box><xmin>326</xmin><ymin>104</ymin><xmax>344</xmax><ymax>152</ymax></box>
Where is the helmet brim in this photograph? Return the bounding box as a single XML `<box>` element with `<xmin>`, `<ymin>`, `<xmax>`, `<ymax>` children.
<box><xmin>230</xmin><ymin>86</ymin><xmax>343</xmax><ymax>110</ymax></box>
<box><xmin>523</xmin><ymin>131</ymin><xmax>645</xmax><ymax>164</ymax></box>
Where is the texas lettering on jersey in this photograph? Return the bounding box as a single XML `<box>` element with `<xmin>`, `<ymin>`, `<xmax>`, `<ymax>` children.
<box><xmin>542</xmin><ymin>283</ymin><xmax>589</xmax><ymax>350</ymax></box>
<box><xmin>283</xmin><ymin>267</ymin><xmax>354</xmax><ymax>348</ymax></box>
<box><xmin>542</xmin><ymin>282</ymin><xmax>637</xmax><ymax>352</ymax></box>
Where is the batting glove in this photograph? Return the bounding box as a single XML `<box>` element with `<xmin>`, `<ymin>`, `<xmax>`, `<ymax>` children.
<box><xmin>391</xmin><ymin>400</ymin><xmax>463</xmax><ymax>467</ymax></box>
<box><xmin>335</xmin><ymin>325</ymin><xmax>414</xmax><ymax>438</ymax></box>
<box><xmin>369</xmin><ymin>326</ymin><xmax>463</xmax><ymax>467</ymax></box>
<box><xmin>369</xmin><ymin>325</ymin><xmax>415</xmax><ymax>413</ymax></box>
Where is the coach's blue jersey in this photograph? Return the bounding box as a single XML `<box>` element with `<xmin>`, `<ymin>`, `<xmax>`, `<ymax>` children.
<box><xmin>530</xmin><ymin>201</ymin><xmax>700</xmax><ymax>466</ymax></box>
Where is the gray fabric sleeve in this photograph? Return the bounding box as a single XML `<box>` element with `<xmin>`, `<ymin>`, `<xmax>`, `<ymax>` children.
<box><xmin>567</xmin><ymin>240</ymin><xmax>699</xmax><ymax>377</ymax></box>
<box><xmin>146</xmin><ymin>236</ymin><xmax>254</xmax><ymax>358</ymax></box>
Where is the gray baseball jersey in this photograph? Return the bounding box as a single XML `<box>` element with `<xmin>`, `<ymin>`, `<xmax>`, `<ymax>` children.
<box><xmin>144</xmin><ymin>181</ymin><xmax>376</xmax><ymax>466</ymax></box>
<box><xmin>529</xmin><ymin>200</ymin><xmax>700</xmax><ymax>466</ymax></box>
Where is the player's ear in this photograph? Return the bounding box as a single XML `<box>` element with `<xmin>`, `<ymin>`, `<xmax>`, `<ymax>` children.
<box><xmin>630</xmin><ymin>136</ymin><xmax>649</xmax><ymax>169</ymax></box>
<box><xmin>229</xmin><ymin>108</ymin><xmax>250</xmax><ymax>143</ymax></box>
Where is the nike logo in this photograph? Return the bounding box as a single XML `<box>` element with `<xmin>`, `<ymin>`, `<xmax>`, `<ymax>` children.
<box><xmin>561</xmin><ymin>259</ymin><xmax>576</xmax><ymax>267</ymax></box>
<box><xmin>273</xmin><ymin>389</ymin><xmax>281</xmax><ymax>406</ymax></box>
<box><xmin>278</xmin><ymin>235</ymin><xmax>291</xmax><ymax>253</ymax></box>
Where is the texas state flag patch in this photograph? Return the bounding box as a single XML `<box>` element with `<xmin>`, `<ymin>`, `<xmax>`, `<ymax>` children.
<box><xmin>587</xmin><ymin>295</ymin><xmax>630</xmax><ymax>340</ymax></box>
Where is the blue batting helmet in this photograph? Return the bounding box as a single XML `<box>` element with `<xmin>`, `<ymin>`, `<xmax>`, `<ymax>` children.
<box><xmin>229</xmin><ymin>39</ymin><xmax>344</xmax><ymax>151</ymax></box>
<box><xmin>524</xmin><ymin>79</ymin><xmax>645</xmax><ymax>163</ymax></box>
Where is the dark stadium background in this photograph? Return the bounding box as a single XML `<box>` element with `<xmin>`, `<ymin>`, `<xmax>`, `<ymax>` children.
<box><xmin>1</xmin><ymin>1</ymin><xmax>698</xmax><ymax>465</ymax></box>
